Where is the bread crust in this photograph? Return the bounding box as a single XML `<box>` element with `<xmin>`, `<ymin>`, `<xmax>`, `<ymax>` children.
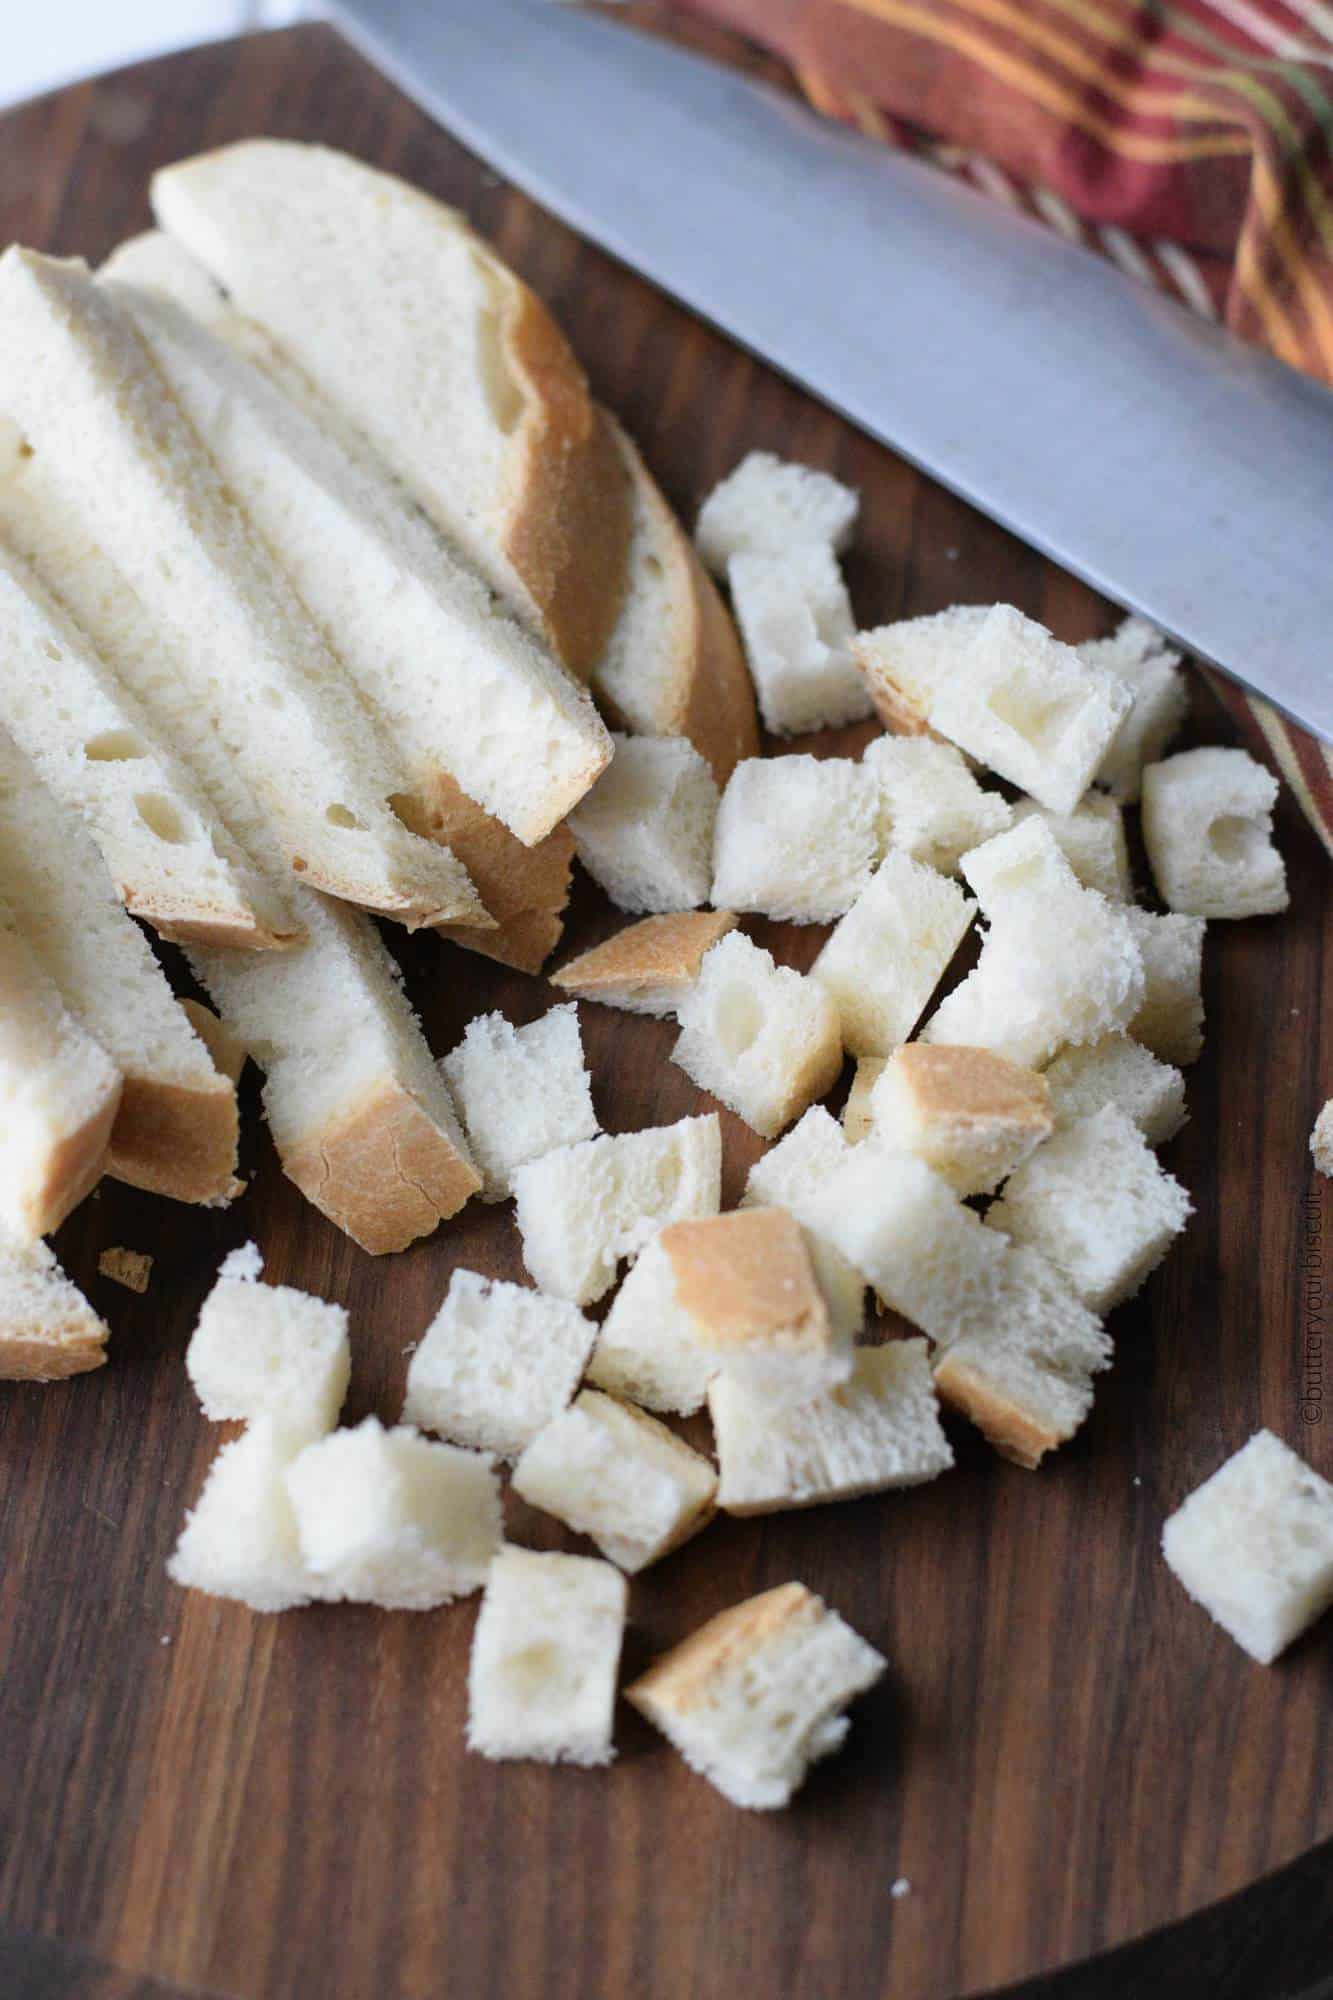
<box><xmin>282</xmin><ymin>1076</ymin><xmax>481</xmax><ymax>1256</ymax></box>
<box><xmin>418</xmin><ymin>772</ymin><xmax>575</xmax><ymax>975</ymax></box>
<box><xmin>106</xmin><ymin>1073</ymin><xmax>238</xmax><ymax>1205</ymax></box>
<box><xmin>0</xmin><ymin>1320</ymin><xmax>108</xmax><ymax>1381</ymax></box>
<box><xmin>662</xmin><ymin>1208</ymin><xmax>829</xmax><ymax>1352</ymax></box>
<box><xmin>627</xmin><ymin>1582</ymin><xmax>819</xmax><ymax>1714</ymax></box>
<box><xmin>143</xmin><ymin>893</ymin><xmax>301</xmax><ymax>952</ymax></box>
<box><xmin>550</xmin><ymin>911</ymin><xmax>737</xmax><ymax>1006</ymax></box>
<box><xmin>851</xmin><ymin>633</ymin><xmax>942</xmax><ymax>739</ymax></box>
<box><xmin>179</xmin><ymin>998</ymin><xmax>248</xmax><ymax>1086</ymax></box>
<box><xmin>932</xmin><ymin>1353</ymin><xmax>1056</xmax><ymax>1470</ymax></box>
<box><xmin>25</xmin><ymin>1081</ymin><xmax>122</xmax><ymax>1238</ymax></box>
<box><xmin>891</xmin><ymin>1045</ymin><xmax>1053</xmax><ymax>1130</ymax></box>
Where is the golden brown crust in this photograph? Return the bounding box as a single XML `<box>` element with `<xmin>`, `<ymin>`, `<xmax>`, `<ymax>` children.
<box><xmin>97</xmin><ymin>1247</ymin><xmax>153</xmax><ymax>1293</ymax></box>
<box><xmin>24</xmin><ymin>1080</ymin><xmax>121</xmax><ymax>1238</ymax></box>
<box><xmin>661</xmin><ymin>1207</ymin><xmax>830</xmax><ymax>1353</ymax></box>
<box><xmin>414</xmin><ymin>771</ymin><xmax>575</xmax><ymax>975</ymax></box>
<box><xmin>179</xmin><ymin>998</ymin><xmax>248</xmax><ymax>1086</ymax></box>
<box><xmin>282</xmin><ymin>1075</ymin><xmax>481</xmax><ymax>1256</ymax></box>
<box><xmin>0</xmin><ymin>1323</ymin><xmax>108</xmax><ymax>1381</ymax></box>
<box><xmin>627</xmin><ymin>1582</ymin><xmax>821</xmax><ymax>1716</ymax></box>
<box><xmin>851</xmin><ymin>632</ymin><xmax>943</xmax><ymax>739</ymax></box>
<box><xmin>106</xmin><ymin>1072</ymin><xmax>238</xmax><ymax>1206</ymax></box>
<box><xmin>890</xmin><ymin>1045</ymin><xmax>1053</xmax><ymax>1129</ymax></box>
<box><xmin>550</xmin><ymin>911</ymin><xmax>737</xmax><ymax>1005</ymax></box>
<box><xmin>145</xmin><ymin>901</ymin><xmax>302</xmax><ymax>952</ymax></box>
<box><xmin>932</xmin><ymin>1353</ymin><xmax>1056</xmax><ymax>1470</ymax></box>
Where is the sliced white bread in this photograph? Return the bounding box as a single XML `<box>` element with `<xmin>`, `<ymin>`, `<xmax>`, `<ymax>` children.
<box><xmin>711</xmin><ymin>755</ymin><xmax>879</xmax><ymax>924</ymax></box>
<box><xmin>468</xmin><ymin>1546</ymin><xmax>628</xmax><ymax>1767</ymax></box>
<box><xmin>585</xmin><ymin>1233</ymin><xmax>717</xmax><ymax>1417</ymax></box>
<box><xmin>1044</xmin><ymin>1033</ymin><xmax>1187</xmax><ymax>1147</ymax></box>
<box><xmin>695</xmin><ymin>453</ymin><xmax>859</xmax><ymax>573</ymax></box>
<box><xmin>862</xmin><ymin>732</ymin><xmax>1011</xmax><ymax>876</ymax></box>
<box><xmin>151</xmin><ymin>142</ymin><xmax>632</xmax><ymax>675</ymax></box>
<box><xmin>726</xmin><ymin>543</ymin><xmax>872</xmax><ymax>736</ymax></box>
<box><xmin>186</xmin><ymin>1248</ymin><xmax>350</xmax><ymax>1434</ymax></box>
<box><xmin>1082</xmin><ymin>616</ymin><xmax>1188</xmax><ymax>802</ymax></box>
<box><xmin>811</xmin><ymin>850</ymin><xmax>976</xmax><ymax>1058</ymax></box>
<box><xmin>168</xmin><ymin>1416</ymin><xmax>320</xmax><ymax>1613</ymax></box>
<box><xmin>1011</xmin><ymin>795</ymin><xmax>1131</xmax><ymax>901</ymax></box>
<box><xmin>0</xmin><ymin>1233</ymin><xmax>110</xmax><ymax>1381</ymax></box>
<box><xmin>851</xmin><ymin>606</ymin><xmax>989</xmax><ymax>736</ymax></box>
<box><xmin>1124</xmin><ymin>907</ymin><xmax>1206</xmax><ymax>1066</ymax></box>
<box><xmin>567</xmin><ymin>734</ymin><xmax>718</xmax><ymax>915</ymax></box>
<box><xmin>740</xmin><ymin>1107</ymin><xmax>866</xmax><ymax>1339</ymax></box>
<box><xmin>867</xmin><ymin>1044</ymin><xmax>1053</xmax><ymax>1196</ymax></box>
<box><xmin>1142</xmin><ymin>747</ymin><xmax>1288</xmax><ymax>918</ymax></box>
<box><xmin>672</xmin><ymin>931</ymin><xmax>842</xmax><ymax>1139</ymax></box>
<box><xmin>549</xmin><ymin>911</ymin><xmax>738</xmax><ymax>1018</ymax></box>
<box><xmin>442</xmin><ymin>1005</ymin><xmax>598</xmax><ymax>1202</ymax></box>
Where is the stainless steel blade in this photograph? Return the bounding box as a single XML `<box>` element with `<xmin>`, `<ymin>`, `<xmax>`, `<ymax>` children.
<box><xmin>332</xmin><ymin>0</ymin><xmax>1333</xmax><ymax>742</ymax></box>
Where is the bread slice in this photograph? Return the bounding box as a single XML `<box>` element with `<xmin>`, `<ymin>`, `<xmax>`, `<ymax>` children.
<box><xmin>626</xmin><ymin>1580</ymin><xmax>885</xmax><ymax>1811</ymax></box>
<box><xmin>1312</xmin><ymin>1101</ymin><xmax>1333</xmax><ymax>1178</ymax></box>
<box><xmin>511</xmin><ymin>1388</ymin><xmax>717</xmax><ymax>1574</ymax></box>
<box><xmin>727</xmin><ymin>544</ymin><xmax>872</xmax><ymax>736</ymax></box>
<box><xmin>178</xmin><ymin>999</ymin><xmax>247</xmax><ymax>1085</ymax></box>
<box><xmin>867</xmin><ymin>1044</ymin><xmax>1053</xmax><ymax>1196</ymax></box>
<box><xmin>0</xmin><ymin>534</ymin><xmax>296</xmax><ymax>949</ymax></box>
<box><xmin>168</xmin><ymin>1416</ymin><xmax>321</xmax><ymax>1613</ymax></box>
<box><xmin>695</xmin><ymin>453</ymin><xmax>859</xmax><ymax>574</ymax></box>
<box><xmin>468</xmin><ymin>1546</ymin><xmax>627</xmax><ymax>1766</ymax></box>
<box><xmin>711</xmin><ymin>756</ymin><xmax>879</xmax><ymax>924</ymax></box>
<box><xmin>1011</xmin><ymin>794</ymin><xmax>1131</xmax><ymax>900</ymax></box>
<box><xmin>863</xmin><ymin>733</ymin><xmax>1011</xmax><ymax>875</ymax></box>
<box><xmin>851</xmin><ymin>606</ymin><xmax>990</xmax><ymax>735</ymax></box>
<box><xmin>1044</xmin><ymin>1033</ymin><xmax>1186</xmax><ymax>1146</ymax></box>
<box><xmin>550</xmin><ymin>911</ymin><xmax>738</xmax><ymax>1018</ymax></box>
<box><xmin>0</xmin><ymin>732</ymin><xmax>237</xmax><ymax>1205</ymax></box>
<box><xmin>1162</xmin><ymin>1430</ymin><xmax>1333</xmax><ymax>1663</ymax></box>
<box><xmin>672</xmin><ymin>931</ymin><xmax>842</xmax><ymax>1139</ymax></box>
<box><xmin>811</xmin><ymin>850</ymin><xmax>976</xmax><ymax>1057</ymax></box>
<box><xmin>0</xmin><ymin>1232</ymin><xmax>110</xmax><ymax>1381</ymax></box>
<box><xmin>741</xmin><ymin>1107</ymin><xmax>866</xmax><ymax>1338</ymax></box>
<box><xmin>0</xmin><ymin>248</ymin><xmax>486</xmax><ymax>931</ymax></box>
<box><xmin>1124</xmin><ymin>907</ymin><xmax>1206</xmax><ymax>1066</ymax></box>
<box><xmin>592</xmin><ymin>416</ymin><xmax>758</xmax><ymax>783</ymax></box>
<box><xmin>417</xmin><ymin>775</ymin><xmax>574</xmax><ymax>975</ymax></box>
<box><xmin>586</xmin><ymin>1233</ymin><xmax>717</xmax><ymax>1416</ymax></box>
<box><xmin>568</xmin><ymin>734</ymin><xmax>718</xmax><ymax>914</ymax></box>
<box><xmin>1142</xmin><ymin>747</ymin><xmax>1288</xmax><ymax>918</ymax></box>
<box><xmin>1082</xmin><ymin>616</ymin><xmax>1189</xmax><ymax>802</ymax></box>
<box><xmin>186</xmin><ymin>1247</ymin><xmax>350</xmax><ymax>1434</ymax></box>
<box><xmin>843</xmin><ymin>1056</ymin><xmax>886</xmax><ymax>1142</ymax></box>
<box><xmin>442</xmin><ymin>1005</ymin><xmax>598</xmax><ymax>1202</ymax></box>
<box><xmin>709</xmin><ymin>1341</ymin><xmax>953</xmax><ymax>1515</ymax></box>
<box><xmin>403</xmin><ymin>1270</ymin><xmax>597</xmax><ymax>1461</ymax></box>
<box><xmin>151</xmin><ymin>141</ymin><xmax>632</xmax><ymax>675</ymax></box>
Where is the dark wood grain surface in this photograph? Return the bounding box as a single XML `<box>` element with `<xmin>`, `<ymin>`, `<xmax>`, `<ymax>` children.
<box><xmin>0</xmin><ymin>22</ymin><xmax>1330</xmax><ymax>2000</ymax></box>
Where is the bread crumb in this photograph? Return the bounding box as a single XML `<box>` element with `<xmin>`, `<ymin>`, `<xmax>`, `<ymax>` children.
<box><xmin>218</xmin><ymin>1242</ymin><xmax>263</xmax><ymax>1283</ymax></box>
<box><xmin>891</xmin><ymin>1877</ymin><xmax>912</xmax><ymax>1899</ymax></box>
<box><xmin>98</xmin><ymin>1247</ymin><xmax>153</xmax><ymax>1294</ymax></box>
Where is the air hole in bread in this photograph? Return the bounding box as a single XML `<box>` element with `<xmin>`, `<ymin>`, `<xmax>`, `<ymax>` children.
<box><xmin>41</xmin><ymin>640</ymin><xmax>63</xmax><ymax>664</ymax></box>
<box><xmin>85</xmin><ymin>729</ymin><xmax>148</xmax><ymax>763</ymax></box>
<box><xmin>387</xmin><ymin>792</ymin><xmax>430</xmax><ymax>838</ymax></box>
<box><xmin>984</xmin><ymin>676</ymin><xmax>1081</xmax><ymax>758</ymax></box>
<box><xmin>325</xmin><ymin>804</ymin><xmax>365</xmax><ymax>831</ymax></box>
<box><xmin>291</xmin><ymin>857</ymin><xmax>308</xmax><ymax>874</ymax></box>
<box><xmin>135</xmin><ymin>793</ymin><xmax>190</xmax><ymax>845</ymax></box>
<box><xmin>1208</xmin><ymin>814</ymin><xmax>1266</xmax><ymax>865</ymax></box>
<box><xmin>712</xmin><ymin>985</ymin><xmax>764</xmax><ymax>1062</ymax></box>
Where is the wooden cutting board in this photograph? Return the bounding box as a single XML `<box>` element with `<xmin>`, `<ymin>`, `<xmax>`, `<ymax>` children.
<box><xmin>1</xmin><ymin>23</ymin><xmax>1331</xmax><ymax>2000</ymax></box>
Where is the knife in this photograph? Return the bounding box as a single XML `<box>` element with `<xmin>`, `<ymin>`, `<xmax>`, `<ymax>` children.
<box><xmin>331</xmin><ymin>0</ymin><xmax>1333</xmax><ymax>745</ymax></box>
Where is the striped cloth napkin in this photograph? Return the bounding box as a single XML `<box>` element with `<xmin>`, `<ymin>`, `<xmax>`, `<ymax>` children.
<box><xmin>648</xmin><ymin>0</ymin><xmax>1333</xmax><ymax>851</ymax></box>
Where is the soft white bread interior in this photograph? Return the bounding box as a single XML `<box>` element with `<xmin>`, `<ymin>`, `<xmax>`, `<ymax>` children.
<box><xmin>1011</xmin><ymin>794</ymin><xmax>1131</xmax><ymax>900</ymax></box>
<box><xmin>811</xmin><ymin>850</ymin><xmax>976</xmax><ymax>1057</ymax></box>
<box><xmin>672</xmin><ymin>931</ymin><xmax>842</xmax><ymax>1139</ymax></box>
<box><xmin>512</xmin><ymin>1388</ymin><xmax>717</xmax><ymax>1574</ymax></box>
<box><xmin>1313</xmin><ymin>1101</ymin><xmax>1333</xmax><ymax>1178</ymax></box>
<box><xmin>1044</xmin><ymin>1033</ymin><xmax>1186</xmax><ymax>1147</ymax></box>
<box><xmin>151</xmin><ymin>141</ymin><xmax>632</xmax><ymax>675</ymax></box>
<box><xmin>851</xmin><ymin>606</ymin><xmax>989</xmax><ymax>736</ymax></box>
<box><xmin>695</xmin><ymin>452</ymin><xmax>859</xmax><ymax>574</ymax></box>
<box><xmin>727</xmin><ymin>543</ymin><xmax>872</xmax><ymax>736</ymax></box>
<box><xmin>863</xmin><ymin>732</ymin><xmax>1011</xmax><ymax>876</ymax></box>
<box><xmin>468</xmin><ymin>1546</ymin><xmax>628</xmax><ymax>1766</ymax></box>
<box><xmin>741</xmin><ymin>1107</ymin><xmax>866</xmax><ymax>1339</ymax></box>
<box><xmin>1082</xmin><ymin>616</ymin><xmax>1188</xmax><ymax>801</ymax></box>
<box><xmin>1142</xmin><ymin>746</ymin><xmax>1288</xmax><ymax>918</ymax></box>
<box><xmin>626</xmin><ymin>1580</ymin><xmax>886</xmax><ymax>1810</ymax></box>
<box><xmin>511</xmin><ymin>1114</ymin><xmax>721</xmax><ymax>1305</ymax></box>
<box><xmin>842</xmin><ymin>1056</ymin><xmax>886</xmax><ymax>1142</ymax></box>
<box><xmin>1162</xmin><ymin>1430</ymin><xmax>1333</xmax><ymax>1663</ymax></box>
<box><xmin>168</xmin><ymin>1416</ymin><xmax>321</xmax><ymax>1613</ymax></box>
<box><xmin>550</xmin><ymin>911</ymin><xmax>738</xmax><ymax>1018</ymax></box>
<box><xmin>0</xmin><ymin>1232</ymin><xmax>110</xmax><ymax>1381</ymax></box>
<box><xmin>867</xmin><ymin>1043</ymin><xmax>1053</xmax><ymax>1196</ymax></box>
<box><xmin>186</xmin><ymin>1247</ymin><xmax>350</xmax><ymax>1434</ymax></box>
<box><xmin>1124</xmin><ymin>907</ymin><xmax>1206</xmax><ymax>1066</ymax></box>
<box><xmin>709</xmin><ymin>1340</ymin><xmax>953</xmax><ymax>1515</ymax></box>
<box><xmin>711</xmin><ymin>755</ymin><xmax>878</xmax><ymax>924</ymax></box>
<box><xmin>567</xmin><ymin>734</ymin><xmax>717</xmax><ymax>915</ymax></box>
<box><xmin>442</xmin><ymin>1005</ymin><xmax>598</xmax><ymax>1201</ymax></box>
<box><xmin>959</xmin><ymin>816</ymin><xmax>1081</xmax><ymax>915</ymax></box>
<box><xmin>586</xmin><ymin>1233</ymin><xmax>717</xmax><ymax>1416</ymax></box>
<box><xmin>403</xmin><ymin>1269</ymin><xmax>597</xmax><ymax>1461</ymax></box>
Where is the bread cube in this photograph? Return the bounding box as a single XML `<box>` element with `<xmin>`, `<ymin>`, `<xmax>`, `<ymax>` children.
<box><xmin>1312</xmin><ymin>1100</ymin><xmax>1333</xmax><ymax>1179</ymax></box>
<box><xmin>1011</xmin><ymin>794</ymin><xmax>1131</xmax><ymax>900</ymax></box>
<box><xmin>695</xmin><ymin>452</ymin><xmax>859</xmax><ymax>573</ymax></box>
<box><xmin>741</xmin><ymin>1106</ymin><xmax>866</xmax><ymax>1337</ymax></box>
<box><xmin>959</xmin><ymin>814</ymin><xmax>1080</xmax><ymax>915</ymax></box>
<box><xmin>672</xmin><ymin>932</ymin><xmax>841</xmax><ymax>1139</ymax></box>
<box><xmin>842</xmin><ymin>1055</ymin><xmax>885</xmax><ymax>1142</ymax></box>
<box><xmin>467</xmin><ymin>1546</ymin><xmax>627</xmax><ymax>1766</ymax></box>
<box><xmin>868</xmin><ymin>1044</ymin><xmax>1053</xmax><ymax>1195</ymax></box>
<box><xmin>709</xmin><ymin>1340</ymin><xmax>953</xmax><ymax>1514</ymax></box>
<box><xmin>168</xmin><ymin>1418</ymin><xmax>317</xmax><ymax>1612</ymax></box>
<box><xmin>567</xmin><ymin>734</ymin><xmax>718</xmax><ymax>914</ymax></box>
<box><xmin>1044</xmin><ymin>1033</ymin><xmax>1186</xmax><ymax>1146</ymax></box>
<box><xmin>442</xmin><ymin>1004</ymin><xmax>598</xmax><ymax>1200</ymax></box>
<box><xmin>989</xmin><ymin>1105</ymin><xmax>1191</xmax><ymax>1313</ymax></box>
<box><xmin>185</xmin><ymin>1248</ymin><xmax>349</xmax><ymax>1434</ymax></box>
<box><xmin>1082</xmin><ymin>617</ymin><xmax>1188</xmax><ymax>802</ymax></box>
<box><xmin>863</xmin><ymin>733</ymin><xmax>1011</xmax><ymax>875</ymax></box>
<box><xmin>285</xmin><ymin>1417</ymin><xmax>501</xmax><ymax>1609</ymax></box>
<box><xmin>812</xmin><ymin>851</ymin><xmax>975</xmax><ymax>1059</ymax></box>
<box><xmin>1142</xmin><ymin>747</ymin><xmax>1287</xmax><ymax>918</ymax></box>
<box><xmin>512</xmin><ymin>1113</ymin><xmax>721</xmax><ymax>1305</ymax></box>
<box><xmin>727</xmin><ymin>544</ymin><xmax>871</xmax><ymax>735</ymax></box>
<box><xmin>403</xmin><ymin>1270</ymin><xmax>597</xmax><ymax>1461</ymax></box>
<box><xmin>1124</xmin><ymin>907</ymin><xmax>1206</xmax><ymax>1065</ymax></box>
<box><xmin>549</xmin><ymin>910</ymin><xmax>737</xmax><ymax>1018</ymax></box>
<box><xmin>512</xmin><ymin>1389</ymin><xmax>717</xmax><ymax>1573</ymax></box>
<box><xmin>627</xmin><ymin>1581</ymin><xmax>886</xmax><ymax>1810</ymax></box>
<box><xmin>710</xmin><ymin>755</ymin><xmax>878</xmax><ymax>923</ymax></box>
<box><xmin>851</xmin><ymin>607</ymin><xmax>989</xmax><ymax>736</ymax></box>
<box><xmin>1162</xmin><ymin>1430</ymin><xmax>1333</xmax><ymax>1662</ymax></box>
<box><xmin>98</xmin><ymin>1247</ymin><xmax>153</xmax><ymax>1293</ymax></box>
<box><xmin>661</xmin><ymin>1207</ymin><xmax>853</xmax><ymax>1405</ymax></box>
<box><xmin>928</xmin><ymin>605</ymin><xmax>1133</xmax><ymax>814</ymax></box>
<box><xmin>587</xmin><ymin>1233</ymin><xmax>717</xmax><ymax>1415</ymax></box>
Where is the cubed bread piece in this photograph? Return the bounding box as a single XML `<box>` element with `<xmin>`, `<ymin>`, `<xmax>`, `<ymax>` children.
<box><xmin>626</xmin><ymin>1581</ymin><xmax>886</xmax><ymax>1810</ymax></box>
<box><xmin>285</xmin><ymin>1418</ymin><xmax>501</xmax><ymax>1609</ymax></box>
<box><xmin>959</xmin><ymin>816</ymin><xmax>1080</xmax><ymax>915</ymax></box>
<box><xmin>868</xmin><ymin>1044</ymin><xmax>1053</xmax><ymax>1195</ymax></box>
<box><xmin>467</xmin><ymin>1546</ymin><xmax>628</xmax><ymax>1766</ymax></box>
<box><xmin>843</xmin><ymin>1056</ymin><xmax>886</xmax><ymax>1142</ymax></box>
<box><xmin>0</xmin><ymin>1233</ymin><xmax>109</xmax><ymax>1382</ymax></box>
<box><xmin>1142</xmin><ymin>747</ymin><xmax>1288</xmax><ymax>918</ymax></box>
<box><xmin>711</xmin><ymin>756</ymin><xmax>878</xmax><ymax>924</ymax></box>
<box><xmin>512</xmin><ymin>1114</ymin><xmax>721</xmax><ymax>1306</ymax></box>
<box><xmin>1011</xmin><ymin>795</ymin><xmax>1131</xmax><ymax>900</ymax></box>
<box><xmin>988</xmin><ymin>1105</ymin><xmax>1191</xmax><ymax>1313</ymax></box>
<box><xmin>1082</xmin><ymin>617</ymin><xmax>1188</xmax><ymax>802</ymax></box>
<box><xmin>727</xmin><ymin>545</ymin><xmax>870</xmax><ymax>735</ymax></box>
<box><xmin>1312</xmin><ymin>1101</ymin><xmax>1333</xmax><ymax>1178</ymax></box>
<box><xmin>863</xmin><ymin>734</ymin><xmax>1011</xmax><ymax>875</ymax></box>
<box><xmin>1123</xmin><ymin>907</ymin><xmax>1206</xmax><ymax>1065</ymax></box>
<box><xmin>660</xmin><ymin>1207</ymin><xmax>852</xmax><ymax>1405</ymax></box>
<box><xmin>927</xmin><ymin>605</ymin><xmax>1133</xmax><ymax>814</ymax></box>
<box><xmin>168</xmin><ymin>1417</ymin><xmax>317</xmax><ymax>1613</ymax></box>
<box><xmin>851</xmin><ymin>607</ymin><xmax>989</xmax><ymax>736</ymax></box>
<box><xmin>567</xmin><ymin>734</ymin><xmax>718</xmax><ymax>914</ymax></box>
<box><xmin>403</xmin><ymin>1270</ymin><xmax>597</xmax><ymax>1461</ymax></box>
<box><xmin>672</xmin><ymin>932</ymin><xmax>842</xmax><ymax>1138</ymax></box>
<box><xmin>1162</xmin><ymin>1430</ymin><xmax>1333</xmax><ymax>1663</ymax></box>
<box><xmin>186</xmin><ymin>1248</ymin><xmax>350</xmax><ymax>1433</ymax></box>
<box><xmin>1044</xmin><ymin>1034</ymin><xmax>1186</xmax><ymax>1146</ymax></box>
<box><xmin>587</xmin><ymin>1233</ymin><xmax>717</xmax><ymax>1416</ymax></box>
<box><xmin>709</xmin><ymin>1340</ymin><xmax>953</xmax><ymax>1514</ymax></box>
<box><xmin>811</xmin><ymin>852</ymin><xmax>976</xmax><ymax>1057</ymax></box>
<box><xmin>741</xmin><ymin>1107</ymin><xmax>866</xmax><ymax>1337</ymax></box>
<box><xmin>442</xmin><ymin>1005</ymin><xmax>598</xmax><ymax>1201</ymax></box>
<box><xmin>695</xmin><ymin>452</ymin><xmax>859</xmax><ymax>573</ymax></box>
<box><xmin>931</xmin><ymin>1244</ymin><xmax>1111</xmax><ymax>1467</ymax></box>
<box><xmin>512</xmin><ymin>1389</ymin><xmax>717</xmax><ymax>1573</ymax></box>
<box><xmin>550</xmin><ymin>911</ymin><xmax>737</xmax><ymax>1017</ymax></box>
<box><xmin>806</xmin><ymin>1150</ymin><xmax>1010</xmax><ymax>1340</ymax></box>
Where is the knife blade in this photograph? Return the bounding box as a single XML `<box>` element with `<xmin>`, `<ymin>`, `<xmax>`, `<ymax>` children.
<box><xmin>331</xmin><ymin>0</ymin><xmax>1333</xmax><ymax>744</ymax></box>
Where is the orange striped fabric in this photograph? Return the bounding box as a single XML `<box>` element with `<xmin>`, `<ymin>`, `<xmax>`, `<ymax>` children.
<box><xmin>659</xmin><ymin>0</ymin><xmax>1333</xmax><ymax>850</ymax></box>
